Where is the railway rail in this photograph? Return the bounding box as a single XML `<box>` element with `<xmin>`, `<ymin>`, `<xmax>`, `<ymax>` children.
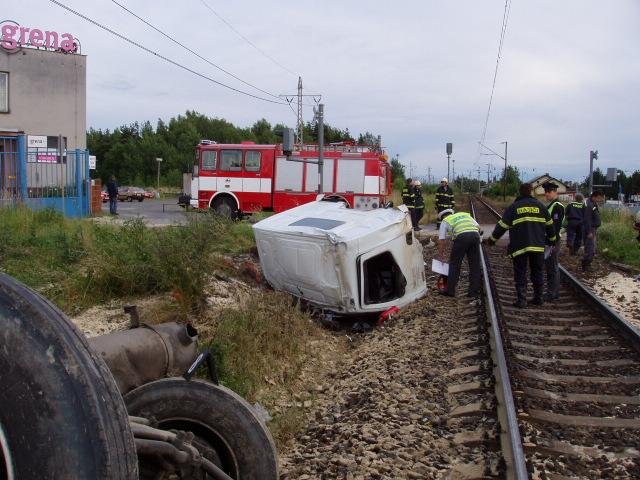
<box><xmin>472</xmin><ymin>195</ymin><xmax>640</xmax><ymax>479</ymax></box>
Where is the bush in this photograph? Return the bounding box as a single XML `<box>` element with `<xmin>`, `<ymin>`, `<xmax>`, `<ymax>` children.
<box><xmin>598</xmin><ymin>208</ymin><xmax>640</xmax><ymax>268</ymax></box>
<box><xmin>0</xmin><ymin>207</ymin><xmax>257</xmax><ymax>313</ymax></box>
<box><xmin>204</xmin><ymin>291</ymin><xmax>319</xmax><ymax>400</ymax></box>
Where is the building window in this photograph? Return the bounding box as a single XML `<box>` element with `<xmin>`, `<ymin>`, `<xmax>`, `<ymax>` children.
<box><xmin>0</xmin><ymin>72</ymin><xmax>8</xmax><ymax>113</ymax></box>
<box><xmin>245</xmin><ymin>151</ymin><xmax>261</xmax><ymax>172</ymax></box>
<box><xmin>219</xmin><ymin>150</ymin><xmax>242</xmax><ymax>171</ymax></box>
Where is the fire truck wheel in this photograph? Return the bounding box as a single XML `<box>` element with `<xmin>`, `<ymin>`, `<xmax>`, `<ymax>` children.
<box><xmin>0</xmin><ymin>273</ymin><xmax>138</xmax><ymax>480</ymax></box>
<box><xmin>212</xmin><ymin>196</ymin><xmax>240</xmax><ymax>220</ymax></box>
<box><xmin>125</xmin><ymin>378</ymin><xmax>279</xmax><ymax>480</ymax></box>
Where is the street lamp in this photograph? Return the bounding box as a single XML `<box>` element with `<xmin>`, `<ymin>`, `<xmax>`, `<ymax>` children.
<box><xmin>156</xmin><ymin>157</ymin><xmax>163</xmax><ymax>195</ymax></box>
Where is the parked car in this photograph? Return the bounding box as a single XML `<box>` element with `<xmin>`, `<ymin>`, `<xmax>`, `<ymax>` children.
<box><xmin>144</xmin><ymin>190</ymin><xmax>155</xmax><ymax>199</ymax></box>
<box><xmin>101</xmin><ymin>190</ymin><xmax>109</xmax><ymax>203</ymax></box>
<box><xmin>118</xmin><ymin>186</ymin><xmax>145</xmax><ymax>202</ymax></box>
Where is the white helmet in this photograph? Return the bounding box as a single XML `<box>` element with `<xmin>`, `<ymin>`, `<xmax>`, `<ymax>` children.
<box><xmin>441</xmin><ymin>178</ymin><xmax>448</xmax><ymax>183</ymax></box>
<box><xmin>438</xmin><ymin>208</ymin><xmax>454</xmax><ymax>220</ymax></box>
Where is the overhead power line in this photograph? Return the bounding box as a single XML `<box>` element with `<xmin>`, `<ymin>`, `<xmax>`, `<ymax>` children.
<box><xmin>478</xmin><ymin>0</ymin><xmax>512</xmax><ymax>148</ymax></box>
<box><xmin>110</xmin><ymin>0</ymin><xmax>283</xmax><ymax>101</ymax></box>
<box><xmin>199</xmin><ymin>0</ymin><xmax>298</xmax><ymax>77</ymax></box>
<box><xmin>49</xmin><ymin>0</ymin><xmax>287</xmax><ymax>105</ymax></box>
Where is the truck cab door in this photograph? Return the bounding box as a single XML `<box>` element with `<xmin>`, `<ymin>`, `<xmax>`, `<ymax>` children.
<box><xmin>218</xmin><ymin>150</ymin><xmax>243</xmax><ymax>194</ymax></box>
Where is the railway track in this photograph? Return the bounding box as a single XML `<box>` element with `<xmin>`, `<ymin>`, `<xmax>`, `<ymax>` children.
<box><xmin>472</xmin><ymin>196</ymin><xmax>640</xmax><ymax>479</ymax></box>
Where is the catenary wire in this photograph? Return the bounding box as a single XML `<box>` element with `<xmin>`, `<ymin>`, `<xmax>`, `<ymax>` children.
<box><xmin>199</xmin><ymin>0</ymin><xmax>298</xmax><ymax>77</ymax></box>
<box><xmin>110</xmin><ymin>0</ymin><xmax>284</xmax><ymax>102</ymax></box>
<box><xmin>478</xmin><ymin>0</ymin><xmax>512</xmax><ymax>150</ymax></box>
<box><xmin>49</xmin><ymin>0</ymin><xmax>288</xmax><ymax>105</ymax></box>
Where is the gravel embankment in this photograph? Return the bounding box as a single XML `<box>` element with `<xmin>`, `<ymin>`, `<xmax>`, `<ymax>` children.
<box><xmin>279</xmin><ymin>238</ymin><xmax>501</xmax><ymax>479</ymax></box>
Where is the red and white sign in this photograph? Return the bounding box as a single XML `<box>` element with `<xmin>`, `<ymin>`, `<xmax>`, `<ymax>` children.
<box><xmin>190</xmin><ymin>141</ymin><xmax>393</xmax><ymax>214</ymax></box>
<box><xmin>1</xmin><ymin>21</ymin><xmax>77</xmax><ymax>52</ymax></box>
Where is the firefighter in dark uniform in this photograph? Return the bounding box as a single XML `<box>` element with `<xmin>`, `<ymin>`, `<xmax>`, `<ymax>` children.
<box><xmin>437</xmin><ymin>209</ymin><xmax>481</xmax><ymax>298</ymax></box>
<box><xmin>485</xmin><ymin>183</ymin><xmax>557</xmax><ymax>308</ymax></box>
<box><xmin>402</xmin><ymin>178</ymin><xmax>416</xmax><ymax>225</ymax></box>
<box><xmin>564</xmin><ymin>193</ymin><xmax>584</xmax><ymax>255</ymax></box>
<box><xmin>582</xmin><ymin>189</ymin><xmax>604</xmax><ymax>272</ymax></box>
<box><xmin>435</xmin><ymin>178</ymin><xmax>455</xmax><ymax>228</ymax></box>
<box><xmin>543</xmin><ymin>182</ymin><xmax>565</xmax><ymax>301</ymax></box>
<box><xmin>412</xmin><ymin>180</ymin><xmax>425</xmax><ymax>231</ymax></box>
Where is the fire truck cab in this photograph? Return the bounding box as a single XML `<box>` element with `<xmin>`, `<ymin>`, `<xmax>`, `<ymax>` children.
<box><xmin>189</xmin><ymin>140</ymin><xmax>392</xmax><ymax>216</ymax></box>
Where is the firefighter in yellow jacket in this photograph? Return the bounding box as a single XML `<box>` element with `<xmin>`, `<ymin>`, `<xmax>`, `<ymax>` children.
<box><xmin>437</xmin><ymin>209</ymin><xmax>481</xmax><ymax>298</ymax></box>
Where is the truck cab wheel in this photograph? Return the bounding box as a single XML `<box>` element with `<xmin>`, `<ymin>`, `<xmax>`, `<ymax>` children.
<box><xmin>125</xmin><ymin>378</ymin><xmax>278</xmax><ymax>480</ymax></box>
<box><xmin>0</xmin><ymin>273</ymin><xmax>138</xmax><ymax>479</ymax></box>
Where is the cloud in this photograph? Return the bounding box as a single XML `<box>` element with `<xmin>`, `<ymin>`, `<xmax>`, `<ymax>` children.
<box><xmin>4</xmin><ymin>0</ymin><xmax>640</xmax><ymax>182</ymax></box>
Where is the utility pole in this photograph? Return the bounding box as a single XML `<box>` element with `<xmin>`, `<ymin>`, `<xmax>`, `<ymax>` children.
<box><xmin>477</xmin><ymin>166</ymin><xmax>482</xmax><ymax>193</ymax></box>
<box><xmin>427</xmin><ymin>166</ymin><xmax>431</xmax><ymax>185</ymax></box>
<box><xmin>316</xmin><ymin>104</ymin><xmax>324</xmax><ymax>193</ymax></box>
<box><xmin>479</xmin><ymin>141</ymin><xmax>508</xmax><ymax>200</ymax></box>
<box><xmin>446</xmin><ymin>143</ymin><xmax>453</xmax><ymax>180</ymax></box>
<box><xmin>280</xmin><ymin>77</ymin><xmax>321</xmax><ymax>148</ymax></box>
<box><xmin>156</xmin><ymin>157</ymin><xmax>163</xmax><ymax>193</ymax></box>
<box><xmin>452</xmin><ymin>158</ymin><xmax>455</xmax><ymax>185</ymax></box>
<box><xmin>589</xmin><ymin>150</ymin><xmax>598</xmax><ymax>194</ymax></box>
<box><xmin>486</xmin><ymin>163</ymin><xmax>491</xmax><ymax>185</ymax></box>
<box><xmin>297</xmin><ymin>77</ymin><xmax>304</xmax><ymax>146</ymax></box>
<box><xmin>501</xmin><ymin>141</ymin><xmax>508</xmax><ymax>201</ymax></box>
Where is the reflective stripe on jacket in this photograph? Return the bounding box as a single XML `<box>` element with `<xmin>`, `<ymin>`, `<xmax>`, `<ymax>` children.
<box><xmin>490</xmin><ymin>195</ymin><xmax>556</xmax><ymax>257</ymax></box>
<box><xmin>444</xmin><ymin>212</ymin><xmax>479</xmax><ymax>239</ymax></box>
<box><xmin>547</xmin><ymin>200</ymin><xmax>565</xmax><ymax>237</ymax></box>
<box><xmin>401</xmin><ymin>186</ymin><xmax>415</xmax><ymax>208</ymax></box>
<box><xmin>435</xmin><ymin>186</ymin><xmax>455</xmax><ymax>209</ymax></box>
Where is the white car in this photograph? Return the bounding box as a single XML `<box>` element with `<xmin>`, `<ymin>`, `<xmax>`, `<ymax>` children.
<box><xmin>253</xmin><ymin>199</ymin><xmax>427</xmax><ymax>315</ymax></box>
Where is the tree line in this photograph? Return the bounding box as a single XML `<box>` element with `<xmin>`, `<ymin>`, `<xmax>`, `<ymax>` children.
<box><xmin>88</xmin><ymin>110</ymin><xmax>380</xmax><ymax>188</ymax></box>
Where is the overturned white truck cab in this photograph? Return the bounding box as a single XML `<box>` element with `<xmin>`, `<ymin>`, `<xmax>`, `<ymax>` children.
<box><xmin>253</xmin><ymin>200</ymin><xmax>427</xmax><ymax>315</ymax></box>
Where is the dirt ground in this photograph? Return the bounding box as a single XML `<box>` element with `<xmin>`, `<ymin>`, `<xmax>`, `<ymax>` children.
<box><xmin>68</xmin><ymin>225</ymin><xmax>639</xmax><ymax>479</ymax></box>
<box><xmin>560</xmin><ymin>246</ymin><xmax>640</xmax><ymax>326</ymax></box>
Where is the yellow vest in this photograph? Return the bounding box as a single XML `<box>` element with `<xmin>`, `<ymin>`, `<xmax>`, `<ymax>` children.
<box><xmin>444</xmin><ymin>212</ymin><xmax>478</xmax><ymax>238</ymax></box>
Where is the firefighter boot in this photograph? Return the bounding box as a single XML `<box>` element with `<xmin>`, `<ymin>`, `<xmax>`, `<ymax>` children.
<box><xmin>531</xmin><ymin>286</ymin><xmax>544</xmax><ymax>306</ymax></box>
<box><xmin>513</xmin><ymin>287</ymin><xmax>527</xmax><ymax>309</ymax></box>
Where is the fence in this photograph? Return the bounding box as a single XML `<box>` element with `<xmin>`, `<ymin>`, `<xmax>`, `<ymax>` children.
<box><xmin>0</xmin><ymin>135</ymin><xmax>91</xmax><ymax>218</ymax></box>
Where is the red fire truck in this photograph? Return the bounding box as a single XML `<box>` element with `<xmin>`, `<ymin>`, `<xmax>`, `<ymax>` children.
<box><xmin>188</xmin><ymin>140</ymin><xmax>393</xmax><ymax>216</ymax></box>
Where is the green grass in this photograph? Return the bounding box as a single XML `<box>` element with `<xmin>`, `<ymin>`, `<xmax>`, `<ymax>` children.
<box><xmin>598</xmin><ymin>208</ymin><xmax>640</xmax><ymax>268</ymax></box>
<box><xmin>204</xmin><ymin>291</ymin><xmax>319</xmax><ymax>401</ymax></box>
<box><xmin>0</xmin><ymin>207</ymin><xmax>257</xmax><ymax>313</ymax></box>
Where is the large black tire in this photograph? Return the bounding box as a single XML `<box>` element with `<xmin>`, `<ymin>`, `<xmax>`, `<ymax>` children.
<box><xmin>125</xmin><ymin>378</ymin><xmax>278</xmax><ymax>480</ymax></box>
<box><xmin>0</xmin><ymin>273</ymin><xmax>138</xmax><ymax>480</ymax></box>
<box><xmin>212</xmin><ymin>196</ymin><xmax>239</xmax><ymax>220</ymax></box>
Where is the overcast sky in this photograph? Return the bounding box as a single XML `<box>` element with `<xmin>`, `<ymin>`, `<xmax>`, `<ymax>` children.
<box><xmin>5</xmin><ymin>0</ymin><xmax>640</xmax><ymax>182</ymax></box>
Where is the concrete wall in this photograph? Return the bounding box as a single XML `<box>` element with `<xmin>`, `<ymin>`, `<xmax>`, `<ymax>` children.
<box><xmin>0</xmin><ymin>48</ymin><xmax>86</xmax><ymax>149</ymax></box>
